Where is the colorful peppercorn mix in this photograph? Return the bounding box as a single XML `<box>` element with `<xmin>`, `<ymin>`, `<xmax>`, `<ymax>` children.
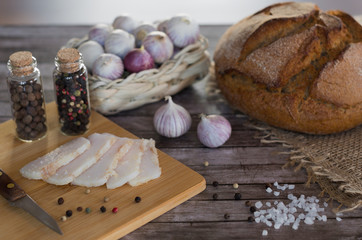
<box><xmin>135</xmin><ymin>196</ymin><xmax>141</xmax><ymax>203</ymax></box>
<box><xmin>112</xmin><ymin>207</ymin><xmax>118</xmax><ymax>213</ymax></box>
<box><xmin>212</xmin><ymin>193</ymin><xmax>218</xmax><ymax>200</ymax></box>
<box><xmin>100</xmin><ymin>206</ymin><xmax>106</xmax><ymax>213</ymax></box>
<box><xmin>57</xmin><ymin>197</ymin><xmax>64</xmax><ymax>205</ymax></box>
<box><xmin>53</xmin><ymin>48</ymin><xmax>90</xmax><ymax>136</ymax></box>
<box><xmin>66</xmin><ymin>210</ymin><xmax>73</xmax><ymax>217</ymax></box>
<box><xmin>234</xmin><ymin>193</ymin><xmax>242</xmax><ymax>200</ymax></box>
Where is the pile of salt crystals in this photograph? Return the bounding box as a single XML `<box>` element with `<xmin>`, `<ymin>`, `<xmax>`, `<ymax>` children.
<box><xmin>255</xmin><ymin>182</ymin><xmax>343</xmax><ymax>237</ymax></box>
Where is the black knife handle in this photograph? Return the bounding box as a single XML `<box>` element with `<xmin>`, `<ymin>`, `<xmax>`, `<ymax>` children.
<box><xmin>0</xmin><ymin>169</ymin><xmax>26</xmax><ymax>202</ymax></box>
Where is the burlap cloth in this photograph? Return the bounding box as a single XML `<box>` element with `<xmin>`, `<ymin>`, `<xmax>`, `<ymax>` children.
<box><xmin>247</xmin><ymin>122</ymin><xmax>362</xmax><ymax>213</ymax></box>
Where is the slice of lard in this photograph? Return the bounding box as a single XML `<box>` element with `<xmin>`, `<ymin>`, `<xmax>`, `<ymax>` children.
<box><xmin>106</xmin><ymin>139</ymin><xmax>146</xmax><ymax>189</ymax></box>
<box><xmin>45</xmin><ymin>133</ymin><xmax>116</xmax><ymax>185</ymax></box>
<box><xmin>20</xmin><ymin>137</ymin><xmax>90</xmax><ymax>180</ymax></box>
<box><xmin>72</xmin><ymin>137</ymin><xmax>133</xmax><ymax>187</ymax></box>
<box><xmin>128</xmin><ymin>139</ymin><xmax>161</xmax><ymax>187</ymax></box>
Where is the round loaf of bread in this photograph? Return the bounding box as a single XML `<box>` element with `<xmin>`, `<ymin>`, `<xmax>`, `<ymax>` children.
<box><xmin>214</xmin><ymin>2</ymin><xmax>362</xmax><ymax>134</ymax></box>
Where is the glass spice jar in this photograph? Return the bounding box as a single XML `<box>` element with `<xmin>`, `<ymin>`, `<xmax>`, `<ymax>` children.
<box><xmin>7</xmin><ymin>51</ymin><xmax>47</xmax><ymax>142</ymax></box>
<box><xmin>53</xmin><ymin>48</ymin><xmax>91</xmax><ymax>135</ymax></box>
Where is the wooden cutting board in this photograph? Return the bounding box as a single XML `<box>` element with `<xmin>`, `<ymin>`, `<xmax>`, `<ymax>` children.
<box><xmin>0</xmin><ymin>102</ymin><xmax>206</xmax><ymax>240</ymax></box>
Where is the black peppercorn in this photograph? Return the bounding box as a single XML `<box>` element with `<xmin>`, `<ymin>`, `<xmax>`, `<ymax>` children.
<box><xmin>66</xmin><ymin>210</ymin><xmax>73</xmax><ymax>217</ymax></box>
<box><xmin>100</xmin><ymin>206</ymin><xmax>106</xmax><ymax>213</ymax></box>
<box><xmin>77</xmin><ymin>207</ymin><xmax>83</xmax><ymax>212</ymax></box>
<box><xmin>212</xmin><ymin>193</ymin><xmax>218</xmax><ymax>200</ymax></box>
<box><xmin>234</xmin><ymin>193</ymin><xmax>242</xmax><ymax>200</ymax></box>
<box><xmin>248</xmin><ymin>216</ymin><xmax>254</xmax><ymax>222</ymax></box>
<box><xmin>224</xmin><ymin>213</ymin><xmax>230</xmax><ymax>220</ymax></box>
<box><xmin>212</xmin><ymin>181</ymin><xmax>219</xmax><ymax>187</ymax></box>
<box><xmin>135</xmin><ymin>196</ymin><xmax>141</xmax><ymax>203</ymax></box>
<box><xmin>245</xmin><ymin>200</ymin><xmax>252</xmax><ymax>207</ymax></box>
<box><xmin>250</xmin><ymin>206</ymin><xmax>256</xmax><ymax>213</ymax></box>
<box><xmin>265</xmin><ymin>183</ymin><xmax>273</xmax><ymax>189</ymax></box>
<box><xmin>57</xmin><ymin>197</ymin><xmax>64</xmax><ymax>205</ymax></box>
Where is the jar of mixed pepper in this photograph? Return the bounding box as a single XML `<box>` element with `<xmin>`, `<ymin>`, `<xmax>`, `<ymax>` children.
<box><xmin>53</xmin><ymin>48</ymin><xmax>91</xmax><ymax>135</ymax></box>
<box><xmin>7</xmin><ymin>51</ymin><xmax>47</xmax><ymax>142</ymax></box>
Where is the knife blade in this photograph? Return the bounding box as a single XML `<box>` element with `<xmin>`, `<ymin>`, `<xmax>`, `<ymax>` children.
<box><xmin>0</xmin><ymin>169</ymin><xmax>62</xmax><ymax>235</ymax></box>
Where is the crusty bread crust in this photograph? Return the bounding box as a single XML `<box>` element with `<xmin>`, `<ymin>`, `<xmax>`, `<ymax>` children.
<box><xmin>214</xmin><ymin>2</ymin><xmax>362</xmax><ymax>134</ymax></box>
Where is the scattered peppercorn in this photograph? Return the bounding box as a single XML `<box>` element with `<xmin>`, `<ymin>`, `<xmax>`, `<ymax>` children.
<box><xmin>204</xmin><ymin>161</ymin><xmax>209</xmax><ymax>167</ymax></box>
<box><xmin>212</xmin><ymin>181</ymin><xmax>219</xmax><ymax>187</ymax></box>
<box><xmin>233</xmin><ymin>183</ymin><xmax>239</xmax><ymax>189</ymax></box>
<box><xmin>60</xmin><ymin>216</ymin><xmax>67</xmax><ymax>222</ymax></box>
<box><xmin>85</xmin><ymin>207</ymin><xmax>91</xmax><ymax>214</ymax></box>
<box><xmin>265</xmin><ymin>183</ymin><xmax>273</xmax><ymax>189</ymax></box>
<box><xmin>100</xmin><ymin>206</ymin><xmax>106</xmax><ymax>213</ymax></box>
<box><xmin>245</xmin><ymin>200</ymin><xmax>252</xmax><ymax>207</ymax></box>
<box><xmin>112</xmin><ymin>207</ymin><xmax>118</xmax><ymax>213</ymax></box>
<box><xmin>248</xmin><ymin>216</ymin><xmax>254</xmax><ymax>222</ymax></box>
<box><xmin>66</xmin><ymin>210</ymin><xmax>73</xmax><ymax>217</ymax></box>
<box><xmin>212</xmin><ymin>193</ymin><xmax>218</xmax><ymax>200</ymax></box>
<box><xmin>135</xmin><ymin>196</ymin><xmax>141</xmax><ymax>203</ymax></box>
<box><xmin>234</xmin><ymin>193</ymin><xmax>242</xmax><ymax>200</ymax></box>
<box><xmin>57</xmin><ymin>197</ymin><xmax>64</xmax><ymax>205</ymax></box>
<box><xmin>104</xmin><ymin>196</ymin><xmax>110</xmax><ymax>202</ymax></box>
<box><xmin>77</xmin><ymin>207</ymin><xmax>83</xmax><ymax>212</ymax></box>
<box><xmin>224</xmin><ymin>213</ymin><xmax>230</xmax><ymax>220</ymax></box>
<box><xmin>85</xmin><ymin>189</ymin><xmax>91</xmax><ymax>194</ymax></box>
<box><xmin>250</xmin><ymin>206</ymin><xmax>256</xmax><ymax>213</ymax></box>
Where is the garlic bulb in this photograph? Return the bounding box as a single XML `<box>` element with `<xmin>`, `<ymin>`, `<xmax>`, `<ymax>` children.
<box><xmin>197</xmin><ymin>114</ymin><xmax>231</xmax><ymax>148</ymax></box>
<box><xmin>153</xmin><ymin>96</ymin><xmax>192</xmax><ymax>138</ymax></box>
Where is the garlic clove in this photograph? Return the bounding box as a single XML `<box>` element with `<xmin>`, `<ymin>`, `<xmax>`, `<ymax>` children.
<box><xmin>153</xmin><ymin>96</ymin><xmax>192</xmax><ymax>138</ymax></box>
<box><xmin>197</xmin><ymin>114</ymin><xmax>232</xmax><ymax>148</ymax></box>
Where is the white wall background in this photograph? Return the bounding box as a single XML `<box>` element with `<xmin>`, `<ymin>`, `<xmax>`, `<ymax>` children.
<box><xmin>0</xmin><ymin>0</ymin><xmax>361</xmax><ymax>25</ymax></box>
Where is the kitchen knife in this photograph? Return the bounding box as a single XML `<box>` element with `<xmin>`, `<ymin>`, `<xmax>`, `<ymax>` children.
<box><xmin>0</xmin><ymin>169</ymin><xmax>62</xmax><ymax>235</ymax></box>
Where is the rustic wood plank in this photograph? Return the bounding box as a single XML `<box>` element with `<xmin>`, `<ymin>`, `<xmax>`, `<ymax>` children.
<box><xmin>108</xmin><ymin>115</ymin><xmax>249</xmax><ymax>132</ymax></box>
<box><xmin>190</xmin><ymin>165</ymin><xmax>309</xmax><ymax>184</ymax></box>
<box><xmin>193</xmin><ymin>183</ymin><xmax>322</xmax><ymax>200</ymax></box>
<box><xmin>153</xmin><ymin>199</ymin><xmax>362</xmax><ymax>222</ymax></box>
<box><xmin>161</xmin><ymin>147</ymin><xmax>289</xmax><ymax>166</ymax></box>
<box><xmin>122</xmin><ymin>220</ymin><xmax>362</xmax><ymax>240</ymax></box>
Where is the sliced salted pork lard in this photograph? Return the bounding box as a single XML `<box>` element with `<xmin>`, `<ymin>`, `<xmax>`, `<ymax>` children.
<box><xmin>128</xmin><ymin>139</ymin><xmax>161</xmax><ymax>187</ymax></box>
<box><xmin>106</xmin><ymin>139</ymin><xmax>146</xmax><ymax>189</ymax></box>
<box><xmin>20</xmin><ymin>137</ymin><xmax>90</xmax><ymax>180</ymax></box>
<box><xmin>45</xmin><ymin>133</ymin><xmax>116</xmax><ymax>185</ymax></box>
<box><xmin>72</xmin><ymin>137</ymin><xmax>133</xmax><ymax>187</ymax></box>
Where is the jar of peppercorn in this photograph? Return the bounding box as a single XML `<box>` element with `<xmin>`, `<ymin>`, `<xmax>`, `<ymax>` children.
<box><xmin>7</xmin><ymin>51</ymin><xmax>47</xmax><ymax>142</ymax></box>
<box><xmin>53</xmin><ymin>48</ymin><xmax>91</xmax><ymax>135</ymax></box>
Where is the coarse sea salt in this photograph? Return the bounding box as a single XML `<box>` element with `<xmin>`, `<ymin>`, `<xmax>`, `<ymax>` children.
<box><xmin>255</xmin><ymin>201</ymin><xmax>263</xmax><ymax>209</ymax></box>
<box><xmin>254</xmin><ymin>183</ymin><xmax>340</xmax><ymax>236</ymax></box>
<box><xmin>262</xmin><ymin>230</ymin><xmax>268</xmax><ymax>236</ymax></box>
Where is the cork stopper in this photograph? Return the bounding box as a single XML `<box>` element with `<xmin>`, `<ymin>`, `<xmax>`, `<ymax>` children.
<box><xmin>9</xmin><ymin>51</ymin><xmax>34</xmax><ymax>76</ymax></box>
<box><xmin>56</xmin><ymin>48</ymin><xmax>81</xmax><ymax>73</ymax></box>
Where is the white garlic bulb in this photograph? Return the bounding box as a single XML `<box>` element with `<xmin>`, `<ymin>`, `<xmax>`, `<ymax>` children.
<box><xmin>197</xmin><ymin>114</ymin><xmax>232</xmax><ymax>148</ymax></box>
<box><xmin>153</xmin><ymin>96</ymin><xmax>192</xmax><ymax>138</ymax></box>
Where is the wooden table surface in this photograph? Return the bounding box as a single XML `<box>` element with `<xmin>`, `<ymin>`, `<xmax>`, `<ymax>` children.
<box><xmin>0</xmin><ymin>25</ymin><xmax>361</xmax><ymax>240</ymax></box>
